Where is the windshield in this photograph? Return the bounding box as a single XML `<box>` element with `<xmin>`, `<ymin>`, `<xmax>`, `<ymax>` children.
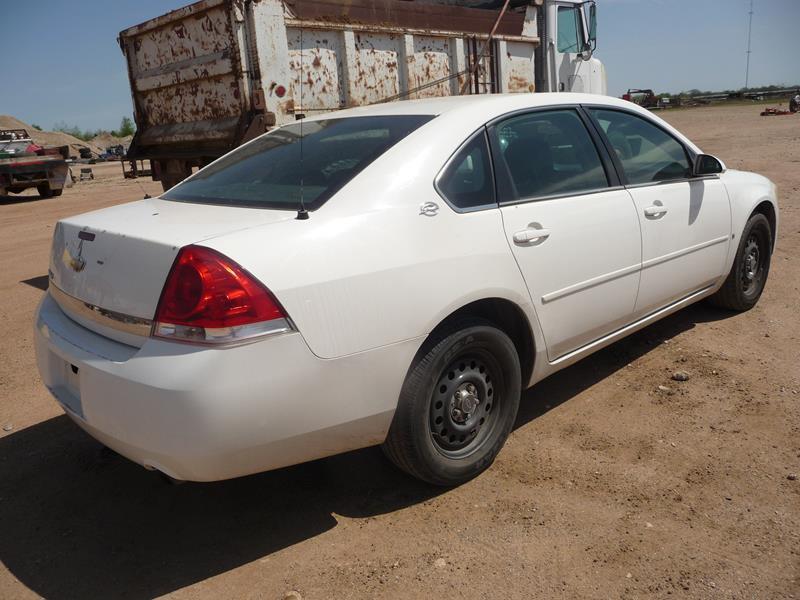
<box><xmin>163</xmin><ymin>114</ymin><xmax>435</xmax><ymax>210</ymax></box>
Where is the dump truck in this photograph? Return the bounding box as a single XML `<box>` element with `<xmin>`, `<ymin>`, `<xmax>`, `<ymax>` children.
<box><xmin>0</xmin><ymin>129</ymin><xmax>69</xmax><ymax>198</ymax></box>
<box><xmin>119</xmin><ymin>0</ymin><xmax>605</xmax><ymax>191</ymax></box>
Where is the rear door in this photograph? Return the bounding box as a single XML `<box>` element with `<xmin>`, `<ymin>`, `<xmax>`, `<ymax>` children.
<box><xmin>586</xmin><ymin>108</ymin><xmax>731</xmax><ymax>317</ymax></box>
<box><xmin>488</xmin><ymin>107</ymin><xmax>642</xmax><ymax>361</ymax></box>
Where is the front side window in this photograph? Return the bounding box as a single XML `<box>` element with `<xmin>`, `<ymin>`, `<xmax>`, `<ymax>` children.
<box><xmin>163</xmin><ymin>115</ymin><xmax>434</xmax><ymax>210</ymax></box>
<box><xmin>589</xmin><ymin>109</ymin><xmax>691</xmax><ymax>185</ymax></box>
<box><xmin>557</xmin><ymin>6</ymin><xmax>582</xmax><ymax>53</ymax></box>
<box><xmin>436</xmin><ymin>132</ymin><xmax>494</xmax><ymax>210</ymax></box>
<box><xmin>490</xmin><ymin>109</ymin><xmax>609</xmax><ymax>202</ymax></box>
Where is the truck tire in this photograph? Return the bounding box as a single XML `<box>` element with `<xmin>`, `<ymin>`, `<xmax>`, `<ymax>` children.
<box><xmin>383</xmin><ymin>318</ymin><xmax>521</xmax><ymax>486</ymax></box>
<box><xmin>159</xmin><ymin>159</ymin><xmax>192</xmax><ymax>192</ymax></box>
<box><xmin>708</xmin><ymin>213</ymin><xmax>772</xmax><ymax>311</ymax></box>
<box><xmin>37</xmin><ymin>185</ymin><xmax>54</xmax><ymax>199</ymax></box>
<box><xmin>51</xmin><ymin>189</ymin><xmax>63</xmax><ymax>197</ymax></box>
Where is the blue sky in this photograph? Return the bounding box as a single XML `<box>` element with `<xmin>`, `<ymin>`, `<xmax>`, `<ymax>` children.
<box><xmin>1</xmin><ymin>0</ymin><xmax>797</xmax><ymax>132</ymax></box>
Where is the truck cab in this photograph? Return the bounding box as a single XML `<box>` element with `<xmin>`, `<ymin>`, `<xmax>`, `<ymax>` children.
<box><xmin>536</xmin><ymin>0</ymin><xmax>605</xmax><ymax>94</ymax></box>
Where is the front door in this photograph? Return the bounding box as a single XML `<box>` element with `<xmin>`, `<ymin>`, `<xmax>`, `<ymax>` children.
<box><xmin>488</xmin><ymin>108</ymin><xmax>642</xmax><ymax>360</ymax></box>
<box><xmin>587</xmin><ymin>108</ymin><xmax>732</xmax><ymax>317</ymax></box>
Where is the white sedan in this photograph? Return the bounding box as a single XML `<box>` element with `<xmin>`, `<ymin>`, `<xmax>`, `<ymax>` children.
<box><xmin>35</xmin><ymin>94</ymin><xmax>778</xmax><ymax>485</ymax></box>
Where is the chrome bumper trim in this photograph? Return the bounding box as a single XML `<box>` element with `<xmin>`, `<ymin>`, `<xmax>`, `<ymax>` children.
<box><xmin>49</xmin><ymin>284</ymin><xmax>152</xmax><ymax>338</ymax></box>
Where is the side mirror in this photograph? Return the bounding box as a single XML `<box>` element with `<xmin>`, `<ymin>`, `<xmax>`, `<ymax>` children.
<box><xmin>693</xmin><ymin>154</ymin><xmax>724</xmax><ymax>176</ymax></box>
<box><xmin>588</xmin><ymin>3</ymin><xmax>597</xmax><ymax>49</ymax></box>
<box><xmin>579</xmin><ymin>1</ymin><xmax>597</xmax><ymax>60</ymax></box>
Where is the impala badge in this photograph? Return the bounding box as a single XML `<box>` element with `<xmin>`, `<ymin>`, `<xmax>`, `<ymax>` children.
<box><xmin>419</xmin><ymin>201</ymin><xmax>439</xmax><ymax>217</ymax></box>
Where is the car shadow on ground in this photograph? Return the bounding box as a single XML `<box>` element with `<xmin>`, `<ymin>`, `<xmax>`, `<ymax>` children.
<box><xmin>0</xmin><ymin>302</ymin><xmax>734</xmax><ymax>600</ymax></box>
<box><xmin>0</xmin><ymin>193</ymin><xmax>49</xmax><ymax>205</ymax></box>
<box><xmin>20</xmin><ymin>275</ymin><xmax>49</xmax><ymax>291</ymax></box>
<box><xmin>515</xmin><ymin>301</ymin><xmax>733</xmax><ymax>426</ymax></box>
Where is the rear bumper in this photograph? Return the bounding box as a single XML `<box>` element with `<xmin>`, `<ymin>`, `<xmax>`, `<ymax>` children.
<box><xmin>34</xmin><ymin>293</ymin><xmax>419</xmax><ymax>481</ymax></box>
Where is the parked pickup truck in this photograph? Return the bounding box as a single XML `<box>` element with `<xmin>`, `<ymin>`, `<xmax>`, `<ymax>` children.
<box><xmin>0</xmin><ymin>129</ymin><xmax>69</xmax><ymax>198</ymax></box>
<box><xmin>120</xmin><ymin>0</ymin><xmax>604</xmax><ymax>191</ymax></box>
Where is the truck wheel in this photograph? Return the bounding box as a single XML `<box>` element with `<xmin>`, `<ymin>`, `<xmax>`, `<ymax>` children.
<box><xmin>37</xmin><ymin>185</ymin><xmax>54</xmax><ymax>199</ymax></box>
<box><xmin>708</xmin><ymin>213</ymin><xmax>772</xmax><ymax>311</ymax></box>
<box><xmin>51</xmin><ymin>189</ymin><xmax>63</xmax><ymax>197</ymax></box>
<box><xmin>159</xmin><ymin>159</ymin><xmax>192</xmax><ymax>192</ymax></box>
<box><xmin>383</xmin><ymin>318</ymin><xmax>521</xmax><ymax>486</ymax></box>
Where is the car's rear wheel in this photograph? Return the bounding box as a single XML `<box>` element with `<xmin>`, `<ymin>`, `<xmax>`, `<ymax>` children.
<box><xmin>708</xmin><ymin>212</ymin><xmax>772</xmax><ymax>311</ymax></box>
<box><xmin>383</xmin><ymin>319</ymin><xmax>521</xmax><ymax>486</ymax></box>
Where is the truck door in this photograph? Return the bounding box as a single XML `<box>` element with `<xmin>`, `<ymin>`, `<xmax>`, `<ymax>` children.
<box><xmin>552</xmin><ymin>3</ymin><xmax>592</xmax><ymax>93</ymax></box>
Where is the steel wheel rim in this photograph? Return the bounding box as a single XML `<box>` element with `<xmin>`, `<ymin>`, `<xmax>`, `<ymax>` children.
<box><xmin>429</xmin><ymin>351</ymin><xmax>501</xmax><ymax>458</ymax></box>
<box><xmin>741</xmin><ymin>234</ymin><xmax>764</xmax><ymax>297</ymax></box>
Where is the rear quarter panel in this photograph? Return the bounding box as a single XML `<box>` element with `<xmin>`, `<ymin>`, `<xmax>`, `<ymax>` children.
<box><xmin>203</xmin><ymin>108</ymin><xmax>538</xmax><ymax>360</ymax></box>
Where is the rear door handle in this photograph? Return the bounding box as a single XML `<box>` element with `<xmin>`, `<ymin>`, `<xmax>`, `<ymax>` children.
<box><xmin>513</xmin><ymin>228</ymin><xmax>551</xmax><ymax>244</ymax></box>
<box><xmin>643</xmin><ymin>205</ymin><xmax>668</xmax><ymax>218</ymax></box>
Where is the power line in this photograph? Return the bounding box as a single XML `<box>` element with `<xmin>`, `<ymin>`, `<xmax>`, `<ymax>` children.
<box><xmin>745</xmin><ymin>0</ymin><xmax>754</xmax><ymax>89</ymax></box>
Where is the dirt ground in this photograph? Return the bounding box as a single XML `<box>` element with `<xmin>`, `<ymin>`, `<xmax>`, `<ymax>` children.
<box><xmin>0</xmin><ymin>104</ymin><xmax>797</xmax><ymax>600</ymax></box>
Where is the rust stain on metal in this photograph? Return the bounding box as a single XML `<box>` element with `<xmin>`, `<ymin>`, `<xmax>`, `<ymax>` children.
<box><xmin>286</xmin><ymin>0</ymin><xmax>525</xmax><ymax>36</ymax></box>
<box><xmin>120</xmin><ymin>0</ymin><xmax>539</xmax><ymax>161</ymax></box>
<box><xmin>508</xmin><ymin>75</ymin><xmax>531</xmax><ymax>93</ymax></box>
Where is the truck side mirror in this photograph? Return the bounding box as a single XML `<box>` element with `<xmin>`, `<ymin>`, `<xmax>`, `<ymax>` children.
<box><xmin>693</xmin><ymin>154</ymin><xmax>724</xmax><ymax>176</ymax></box>
<box><xmin>579</xmin><ymin>1</ymin><xmax>597</xmax><ymax>60</ymax></box>
<box><xmin>588</xmin><ymin>3</ymin><xmax>597</xmax><ymax>48</ymax></box>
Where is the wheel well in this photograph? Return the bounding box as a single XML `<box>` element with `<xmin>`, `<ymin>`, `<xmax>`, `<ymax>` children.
<box><xmin>752</xmin><ymin>200</ymin><xmax>777</xmax><ymax>251</ymax></box>
<box><xmin>431</xmin><ymin>298</ymin><xmax>535</xmax><ymax>386</ymax></box>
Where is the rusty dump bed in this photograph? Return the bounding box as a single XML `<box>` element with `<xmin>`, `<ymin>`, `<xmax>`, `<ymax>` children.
<box><xmin>120</xmin><ymin>0</ymin><xmax>540</xmax><ymax>167</ymax></box>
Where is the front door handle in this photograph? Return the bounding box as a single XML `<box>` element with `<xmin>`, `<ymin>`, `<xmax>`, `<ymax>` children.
<box><xmin>513</xmin><ymin>228</ymin><xmax>551</xmax><ymax>244</ymax></box>
<box><xmin>643</xmin><ymin>205</ymin><xmax>668</xmax><ymax>218</ymax></box>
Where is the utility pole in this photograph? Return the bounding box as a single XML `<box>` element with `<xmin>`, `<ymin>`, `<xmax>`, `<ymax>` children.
<box><xmin>744</xmin><ymin>0</ymin><xmax>754</xmax><ymax>89</ymax></box>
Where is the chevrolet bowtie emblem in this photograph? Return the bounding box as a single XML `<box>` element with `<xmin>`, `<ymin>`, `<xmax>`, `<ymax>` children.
<box><xmin>63</xmin><ymin>230</ymin><xmax>95</xmax><ymax>272</ymax></box>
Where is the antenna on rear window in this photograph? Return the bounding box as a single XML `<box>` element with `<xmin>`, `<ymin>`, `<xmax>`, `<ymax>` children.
<box><xmin>296</xmin><ymin>25</ymin><xmax>309</xmax><ymax>220</ymax></box>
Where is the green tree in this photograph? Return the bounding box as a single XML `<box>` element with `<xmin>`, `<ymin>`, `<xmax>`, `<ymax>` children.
<box><xmin>53</xmin><ymin>121</ymin><xmax>95</xmax><ymax>142</ymax></box>
<box><xmin>117</xmin><ymin>117</ymin><xmax>135</xmax><ymax>137</ymax></box>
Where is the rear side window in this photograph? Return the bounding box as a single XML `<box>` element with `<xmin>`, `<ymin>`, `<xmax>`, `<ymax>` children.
<box><xmin>163</xmin><ymin>115</ymin><xmax>434</xmax><ymax>210</ymax></box>
<box><xmin>436</xmin><ymin>132</ymin><xmax>495</xmax><ymax>211</ymax></box>
<box><xmin>589</xmin><ymin>108</ymin><xmax>691</xmax><ymax>185</ymax></box>
<box><xmin>490</xmin><ymin>109</ymin><xmax>609</xmax><ymax>202</ymax></box>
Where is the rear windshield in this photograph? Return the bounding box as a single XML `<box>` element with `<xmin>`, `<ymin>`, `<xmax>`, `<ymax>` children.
<box><xmin>163</xmin><ymin>115</ymin><xmax>434</xmax><ymax>210</ymax></box>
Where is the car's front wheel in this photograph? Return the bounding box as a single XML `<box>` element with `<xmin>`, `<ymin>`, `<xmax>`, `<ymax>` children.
<box><xmin>383</xmin><ymin>319</ymin><xmax>521</xmax><ymax>486</ymax></box>
<box><xmin>708</xmin><ymin>212</ymin><xmax>772</xmax><ymax>311</ymax></box>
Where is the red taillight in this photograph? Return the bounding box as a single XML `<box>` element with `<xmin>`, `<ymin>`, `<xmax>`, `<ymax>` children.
<box><xmin>153</xmin><ymin>245</ymin><xmax>291</xmax><ymax>344</ymax></box>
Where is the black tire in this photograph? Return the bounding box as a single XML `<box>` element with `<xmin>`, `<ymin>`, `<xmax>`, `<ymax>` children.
<box><xmin>37</xmin><ymin>184</ymin><xmax>53</xmax><ymax>198</ymax></box>
<box><xmin>708</xmin><ymin>213</ymin><xmax>772</xmax><ymax>311</ymax></box>
<box><xmin>51</xmin><ymin>188</ymin><xmax>63</xmax><ymax>197</ymax></box>
<box><xmin>383</xmin><ymin>318</ymin><xmax>521</xmax><ymax>486</ymax></box>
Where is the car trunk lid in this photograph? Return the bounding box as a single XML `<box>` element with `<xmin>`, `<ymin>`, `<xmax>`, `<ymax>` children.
<box><xmin>49</xmin><ymin>197</ymin><xmax>295</xmax><ymax>347</ymax></box>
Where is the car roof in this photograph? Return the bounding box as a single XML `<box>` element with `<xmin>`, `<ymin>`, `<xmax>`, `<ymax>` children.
<box><xmin>300</xmin><ymin>92</ymin><xmax>701</xmax><ymax>157</ymax></box>
<box><xmin>303</xmin><ymin>93</ymin><xmax>640</xmax><ymax>122</ymax></box>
